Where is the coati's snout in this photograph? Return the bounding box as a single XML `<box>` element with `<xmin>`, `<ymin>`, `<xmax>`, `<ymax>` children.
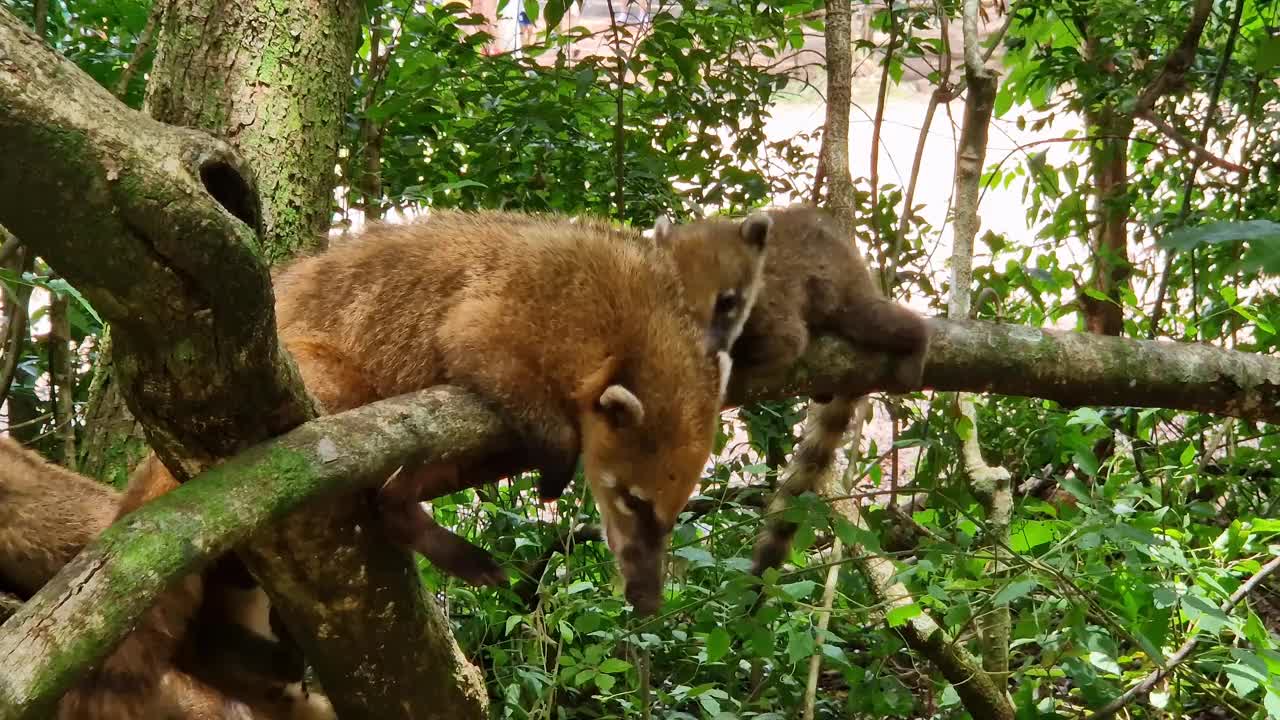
<box><xmin>574</xmin><ymin>359</ymin><xmax>719</xmax><ymax>615</ymax></box>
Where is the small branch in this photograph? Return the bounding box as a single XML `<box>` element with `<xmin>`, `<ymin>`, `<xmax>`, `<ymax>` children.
<box><xmin>1132</xmin><ymin>0</ymin><xmax>1213</xmax><ymax>116</ymax></box>
<box><xmin>0</xmin><ymin>248</ymin><xmax>32</xmax><ymax>415</ymax></box>
<box><xmin>112</xmin><ymin>0</ymin><xmax>162</xmax><ymax>99</ymax></box>
<box><xmin>1149</xmin><ymin>0</ymin><xmax>1247</xmax><ymax>338</ymax></box>
<box><xmin>1137</xmin><ymin>110</ymin><xmax>1246</xmax><ymax>174</ymax></box>
<box><xmin>803</xmin><ymin>401</ymin><xmax>869</xmax><ymax>720</ymax></box>
<box><xmin>1089</xmin><ymin>554</ymin><xmax>1280</xmax><ymax>720</ymax></box>
<box><xmin>47</xmin><ymin>280</ymin><xmax>77</xmax><ymax>469</ymax></box>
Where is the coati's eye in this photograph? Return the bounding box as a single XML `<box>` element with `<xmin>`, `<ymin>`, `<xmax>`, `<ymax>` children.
<box><xmin>714</xmin><ymin>291</ymin><xmax>739</xmax><ymax>315</ymax></box>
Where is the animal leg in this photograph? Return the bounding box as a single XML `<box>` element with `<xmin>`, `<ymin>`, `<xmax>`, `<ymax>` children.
<box><xmin>377</xmin><ymin>464</ymin><xmax>508</xmax><ymax>586</ymax></box>
<box><xmin>836</xmin><ymin>298</ymin><xmax>931</xmax><ymax>391</ymax></box>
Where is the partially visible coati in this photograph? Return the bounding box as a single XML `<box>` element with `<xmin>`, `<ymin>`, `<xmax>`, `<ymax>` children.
<box><xmin>0</xmin><ymin>438</ymin><xmax>333</xmax><ymax>720</ymax></box>
<box><xmin>653</xmin><ymin>205</ymin><xmax>931</xmax><ymax>575</ymax></box>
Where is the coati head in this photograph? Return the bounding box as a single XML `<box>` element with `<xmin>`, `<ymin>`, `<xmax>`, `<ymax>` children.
<box><xmin>571</xmin><ymin>350</ymin><xmax>726</xmax><ymax>616</ymax></box>
<box><xmin>653</xmin><ymin>212</ymin><xmax>772</xmax><ymax>356</ymax></box>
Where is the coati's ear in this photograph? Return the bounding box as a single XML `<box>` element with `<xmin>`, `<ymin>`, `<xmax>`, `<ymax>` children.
<box><xmin>598</xmin><ymin>385</ymin><xmax>645</xmax><ymax>428</ymax></box>
<box><xmin>653</xmin><ymin>215</ymin><xmax>673</xmax><ymax>246</ymax></box>
<box><xmin>739</xmin><ymin>212</ymin><xmax>772</xmax><ymax>250</ymax></box>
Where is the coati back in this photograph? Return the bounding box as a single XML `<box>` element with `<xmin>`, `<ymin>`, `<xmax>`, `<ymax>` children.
<box><xmin>0</xmin><ymin>439</ymin><xmax>331</xmax><ymax>720</ymax></box>
<box><xmin>653</xmin><ymin>205</ymin><xmax>931</xmax><ymax>575</ymax></box>
<box><xmin>272</xmin><ymin>209</ymin><xmax>731</xmax><ymax>613</ymax></box>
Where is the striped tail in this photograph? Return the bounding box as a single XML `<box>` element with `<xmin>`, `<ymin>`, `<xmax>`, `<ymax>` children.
<box><xmin>750</xmin><ymin>395</ymin><xmax>858</xmax><ymax>576</ymax></box>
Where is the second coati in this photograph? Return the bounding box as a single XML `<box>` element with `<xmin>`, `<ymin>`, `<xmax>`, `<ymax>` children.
<box><xmin>63</xmin><ymin>209</ymin><xmax>753</xmax><ymax>719</ymax></box>
<box><xmin>0</xmin><ymin>438</ymin><xmax>333</xmax><ymax>720</ymax></box>
<box><xmin>652</xmin><ymin>205</ymin><xmax>932</xmax><ymax>575</ymax></box>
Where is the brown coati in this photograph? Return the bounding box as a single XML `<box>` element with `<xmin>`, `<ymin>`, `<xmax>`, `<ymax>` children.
<box><xmin>652</xmin><ymin>205</ymin><xmax>932</xmax><ymax>575</ymax></box>
<box><xmin>0</xmin><ymin>438</ymin><xmax>333</xmax><ymax>720</ymax></box>
<box><xmin>269</xmin><ymin>209</ymin><xmax>733</xmax><ymax>613</ymax></box>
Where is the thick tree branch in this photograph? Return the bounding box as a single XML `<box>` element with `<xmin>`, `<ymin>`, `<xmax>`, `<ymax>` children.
<box><xmin>0</xmin><ymin>387</ymin><xmax>509</xmax><ymax>719</ymax></box>
<box><xmin>733</xmin><ymin>318</ymin><xmax>1280</xmax><ymax>425</ymax></box>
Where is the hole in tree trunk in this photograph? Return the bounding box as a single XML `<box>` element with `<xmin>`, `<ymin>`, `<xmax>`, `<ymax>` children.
<box><xmin>200</xmin><ymin>161</ymin><xmax>260</xmax><ymax>231</ymax></box>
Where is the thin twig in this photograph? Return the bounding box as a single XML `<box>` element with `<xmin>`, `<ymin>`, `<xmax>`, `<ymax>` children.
<box><xmin>1089</xmin><ymin>554</ymin><xmax>1280</xmax><ymax>720</ymax></box>
<box><xmin>1149</xmin><ymin>0</ymin><xmax>1248</xmax><ymax>337</ymax></box>
<box><xmin>1137</xmin><ymin>110</ymin><xmax>1246</xmax><ymax>174</ymax></box>
<box><xmin>113</xmin><ymin>0</ymin><xmax>163</xmax><ymax>99</ymax></box>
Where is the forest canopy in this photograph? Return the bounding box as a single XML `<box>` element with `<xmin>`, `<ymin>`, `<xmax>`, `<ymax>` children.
<box><xmin>1</xmin><ymin>0</ymin><xmax>1280</xmax><ymax>719</ymax></box>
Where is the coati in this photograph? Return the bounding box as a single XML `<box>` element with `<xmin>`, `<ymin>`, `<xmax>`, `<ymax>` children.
<box><xmin>270</xmin><ymin>209</ymin><xmax>737</xmax><ymax>613</ymax></box>
<box><xmin>0</xmin><ymin>438</ymin><xmax>334</xmax><ymax>720</ymax></box>
<box><xmin>69</xmin><ymin>209</ymin><xmax>751</xmax><ymax>719</ymax></box>
<box><xmin>651</xmin><ymin>205</ymin><xmax>931</xmax><ymax>575</ymax></box>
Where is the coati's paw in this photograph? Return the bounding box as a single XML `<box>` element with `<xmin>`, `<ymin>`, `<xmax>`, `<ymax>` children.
<box><xmin>423</xmin><ymin>532</ymin><xmax>509</xmax><ymax>587</ymax></box>
<box><xmin>886</xmin><ymin>350</ymin><xmax>927</xmax><ymax>393</ymax></box>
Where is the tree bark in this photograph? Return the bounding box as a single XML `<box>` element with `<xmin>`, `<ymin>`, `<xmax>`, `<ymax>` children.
<box><xmin>733</xmin><ymin>318</ymin><xmax>1280</xmax><ymax>425</ymax></box>
<box><xmin>144</xmin><ymin>0</ymin><xmax>358</xmax><ymax>260</ymax></box>
<box><xmin>953</xmin><ymin>0</ymin><xmax>1010</xmax><ymax>680</ymax></box>
<box><xmin>46</xmin><ymin>288</ymin><xmax>76</xmax><ymax>470</ymax></box>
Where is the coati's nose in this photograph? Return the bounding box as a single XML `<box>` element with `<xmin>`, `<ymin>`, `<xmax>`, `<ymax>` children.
<box><xmin>626</xmin><ymin>582</ymin><xmax>661</xmax><ymax>616</ymax></box>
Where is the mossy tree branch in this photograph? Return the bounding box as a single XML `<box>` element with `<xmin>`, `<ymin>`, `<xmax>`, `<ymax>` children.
<box><xmin>0</xmin><ymin>388</ymin><xmax>511</xmax><ymax>719</ymax></box>
<box><xmin>734</xmin><ymin>319</ymin><xmax>1280</xmax><ymax>425</ymax></box>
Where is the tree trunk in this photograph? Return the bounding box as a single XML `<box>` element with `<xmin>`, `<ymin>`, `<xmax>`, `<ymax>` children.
<box><xmin>144</xmin><ymin>0</ymin><xmax>356</xmax><ymax>260</ymax></box>
<box><xmin>1081</xmin><ymin>105</ymin><xmax>1133</xmax><ymax>337</ymax></box>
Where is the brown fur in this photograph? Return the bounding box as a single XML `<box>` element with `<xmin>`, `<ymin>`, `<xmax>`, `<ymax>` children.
<box><xmin>0</xmin><ymin>439</ymin><xmax>329</xmax><ymax>720</ymax></box>
<box><xmin>657</xmin><ymin>205</ymin><xmax>931</xmax><ymax>576</ymax></box>
<box><xmin>272</xmin><ymin>209</ymin><xmax>727</xmax><ymax>613</ymax></box>
<box><xmin>0</xmin><ymin>437</ymin><xmax>118</xmax><ymax>595</ymax></box>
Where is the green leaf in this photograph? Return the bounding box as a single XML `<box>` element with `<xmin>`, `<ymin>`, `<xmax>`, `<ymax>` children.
<box><xmin>1160</xmin><ymin>219</ymin><xmax>1280</xmax><ymax>253</ymax></box>
<box><xmin>504</xmin><ymin>614</ymin><xmax>524</xmax><ymax>635</ymax></box>
<box><xmin>786</xmin><ymin>629</ymin><xmax>814</xmax><ymax>663</ymax></box>
<box><xmin>1065</xmin><ymin>407</ymin><xmax>1106</xmax><ymax>430</ymax></box>
<box><xmin>1009</xmin><ymin>520</ymin><xmax>1058</xmax><ymax>553</ymax></box>
<box><xmin>46</xmin><ymin>278</ymin><xmax>102</xmax><ymax>325</ymax></box>
<box><xmin>598</xmin><ymin>658</ymin><xmax>631</xmax><ymax>674</ymax></box>
<box><xmin>1265</xmin><ymin>690</ymin><xmax>1280</xmax><ymax>719</ymax></box>
<box><xmin>674</xmin><ymin>546</ymin><xmax>716</xmax><ymax>567</ymax></box>
<box><xmin>705</xmin><ymin>628</ymin><xmax>731</xmax><ymax>662</ymax></box>
<box><xmin>993</xmin><ymin>578</ymin><xmax>1040</xmax><ymax>605</ymax></box>
<box><xmin>1088</xmin><ymin>651</ymin><xmax>1121</xmax><ymax>676</ymax></box>
<box><xmin>779</xmin><ymin>580</ymin><xmax>816</xmax><ymax>601</ymax></box>
<box><xmin>566</xmin><ymin>580</ymin><xmax>594</xmax><ymax>594</ymax></box>
<box><xmin>594</xmin><ymin>672</ymin><xmax>616</xmax><ymax>693</ymax></box>
<box><xmin>1255</xmin><ymin>34</ymin><xmax>1280</xmax><ymax>74</ymax></box>
<box><xmin>886</xmin><ymin>603</ymin><xmax>922</xmax><ymax>627</ymax></box>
